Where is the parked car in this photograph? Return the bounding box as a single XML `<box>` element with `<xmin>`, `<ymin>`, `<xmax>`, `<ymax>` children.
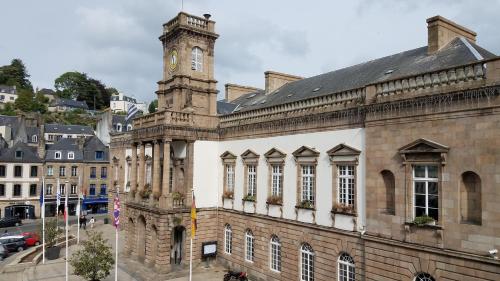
<box><xmin>0</xmin><ymin>236</ymin><xmax>27</xmax><ymax>252</ymax></box>
<box><xmin>0</xmin><ymin>217</ymin><xmax>22</xmax><ymax>228</ymax></box>
<box><xmin>22</xmin><ymin>232</ymin><xmax>40</xmax><ymax>247</ymax></box>
<box><xmin>0</xmin><ymin>243</ymin><xmax>8</xmax><ymax>261</ymax></box>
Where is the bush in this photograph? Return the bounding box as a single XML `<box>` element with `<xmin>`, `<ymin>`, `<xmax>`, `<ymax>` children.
<box><xmin>243</xmin><ymin>194</ymin><xmax>256</xmax><ymax>202</ymax></box>
<box><xmin>70</xmin><ymin>231</ymin><xmax>114</xmax><ymax>281</ymax></box>
<box><xmin>297</xmin><ymin>200</ymin><xmax>314</xmax><ymax>209</ymax></box>
<box><xmin>413</xmin><ymin>215</ymin><xmax>435</xmax><ymax>226</ymax></box>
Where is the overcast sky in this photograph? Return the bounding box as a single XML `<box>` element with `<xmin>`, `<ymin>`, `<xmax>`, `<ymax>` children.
<box><xmin>1</xmin><ymin>0</ymin><xmax>499</xmax><ymax>103</ymax></box>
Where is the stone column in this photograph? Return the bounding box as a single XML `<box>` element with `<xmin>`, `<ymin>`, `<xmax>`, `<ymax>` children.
<box><xmin>130</xmin><ymin>143</ymin><xmax>138</xmax><ymax>200</ymax></box>
<box><xmin>185</xmin><ymin>140</ymin><xmax>195</xmax><ymax>206</ymax></box>
<box><xmin>137</xmin><ymin>142</ymin><xmax>146</xmax><ymax>200</ymax></box>
<box><xmin>152</xmin><ymin>140</ymin><xmax>161</xmax><ymax>201</ymax></box>
<box><xmin>160</xmin><ymin>139</ymin><xmax>171</xmax><ymax>208</ymax></box>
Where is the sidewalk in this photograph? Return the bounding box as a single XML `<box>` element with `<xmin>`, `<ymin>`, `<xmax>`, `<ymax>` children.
<box><xmin>0</xmin><ymin>221</ymin><xmax>227</xmax><ymax>281</ymax></box>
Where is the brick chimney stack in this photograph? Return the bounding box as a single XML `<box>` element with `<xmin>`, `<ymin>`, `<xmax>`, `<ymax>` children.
<box><xmin>265</xmin><ymin>71</ymin><xmax>302</xmax><ymax>95</ymax></box>
<box><xmin>427</xmin><ymin>15</ymin><xmax>477</xmax><ymax>54</ymax></box>
<box><xmin>224</xmin><ymin>84</ymin><xmax>262</xmax><ymax>102</ymax></box>
<box><xmin>38</xmin><ymin>124</ymin><xmax>45</xmax><ymax>159</ymax></box>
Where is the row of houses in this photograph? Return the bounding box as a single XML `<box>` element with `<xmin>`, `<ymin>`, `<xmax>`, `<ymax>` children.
<box><xmin>0</xmin><ymin>115</ymin><xmax>110</xmax><ymax>219</ymax></box>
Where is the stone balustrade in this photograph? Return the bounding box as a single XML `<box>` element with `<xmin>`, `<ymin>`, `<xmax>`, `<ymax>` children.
<box><xmin>133</xmin><ymin>110</ymin><xmax>219</xmax><ymax>129</ymax></box>
<box><xmin>374</xmin><ymin>62</ymin><xmax>486</xmax><ymax>98</ymax></box>
<box><xmin>163</xmin><ymin>12</ymin><xmax>212</xmax><ymax>34</ymax></box>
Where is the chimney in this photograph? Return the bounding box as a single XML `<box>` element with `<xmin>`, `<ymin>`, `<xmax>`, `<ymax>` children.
<box><xmin>224</xmin><ymin>84</ymin><xmax>262</xmax><ymax>102</ymax></box>
<box><xmin>427</xmin><ymin>15</ymin><xmax>477</xmax><ymax>54</ymax></box>
<box><xmin>265</xmin><ymin>71</ymin><xmax>302</xmax><ymax>95</ymax></box>
<box><xmin>78</xmin><ymin>137</ymin><xmax>85</xmax><ymax>151</ymax></box>
<box><xmin>38</xmin><ymin>125</ymin><xmax>45</xmax><ymax>159</ymax></box>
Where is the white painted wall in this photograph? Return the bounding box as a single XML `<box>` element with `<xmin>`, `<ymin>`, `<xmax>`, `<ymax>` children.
<box><xmin>0</xmin><ymin>163</ymin><xmax>41</xmax><ymax>200</ymax></box>
<box><xmin>193</xmin><ymin>141</ymin><xmax>220</xmax><ymax>208</ymax></box>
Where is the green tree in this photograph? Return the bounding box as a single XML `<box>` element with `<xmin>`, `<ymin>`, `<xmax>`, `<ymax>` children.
<box><xmin>0</xmin><ymin>59</ymin><xmax>33</xmax><ymax>91</ymax></box>
<box><xmin>54</xmin><ymin>72</ymin><xmax>111</xmax><ymax>110</ymax></box>
<box><xmin>0</xmin><ymin>103</ymin><xmax>16</xmax><ymax>116</ymax></box>
<box><xmin>70</xmin><ymin>231</ymin><xmax>114</xmax><ymax>281</ymax></box>
<box><xmin>148</xmin><ymin>99</ymin><xmax>158</xmax><ymax>113</ymax></box>
<box><xmin>14</xmin><ymin>89</ymin><xmax>35</xmax><ymax>111</ymax></box>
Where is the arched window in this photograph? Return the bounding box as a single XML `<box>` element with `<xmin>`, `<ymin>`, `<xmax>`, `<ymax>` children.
<box><xmin>245</xmin><ymin>229</ymin><xmax>254</xmax><ymax>262</ymax></box>
<box><xmin>191</xmin><ymin>47</ymin><xmax>203</xmax><ymax>71</ymax></box>
<box><xmin>270</xmin><ymin>235</ymin><xmax>281</xmax><ymax>272</ymax></box>
<box><xmin>32</xmin><ymin>135</ymin><xmax>38</xmax><ymax>143</ymax></box>
<box><xmin>381</xmin><ymin>170</ymin><xmax>395</xmax><ymax>214</ymax></box>
<box><xmin>224</xmin><ymin>224</ymin><xmax>232</xmax><ymax>254</ymax></box>
<box><xmin>460</xmin><ymin>171</ymin><xmax>482</xmax><ymax>224</ymax></box>
<box><xmin>414</xmin><ymin>273</ymin><xmax>435</xmax><ymax>281</ymax></box>
<box><xmin>338</xmin><ymin>252</ymin><xmax>355</xmax><ymax>281</ymax></box>
<box><xmin>300</xmin><ymin>243</ymin><xmax>314</xmax><ymax>281</ymax></box>
<box><xmin>116</xmin><ymin>123</ymin><xmax>122</xmax><ymax>132</ymax></box>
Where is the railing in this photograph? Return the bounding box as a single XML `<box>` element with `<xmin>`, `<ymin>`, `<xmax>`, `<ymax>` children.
<box><xmin>172</xmin><ymin>198</ymin><xmax>185</xmax><ymax>208</ymax></box>
<box><xmin>374</xmin><ymin>62</ymin><xmax>486</xmax><ymax>98</ymax></box>
<box><xmin>132</xmin><ymin>110</ymin><xmax>219</xmax><ymax>129</ymax></box>
<box><xmin>163</xmin><ymin>12</ymin><xmax>210</xmax><ymax>33</ymax></box>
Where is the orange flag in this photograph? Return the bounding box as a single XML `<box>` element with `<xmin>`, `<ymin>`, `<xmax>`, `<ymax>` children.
<box><xmin>191</xmin><ymin>193</ymin><xmax>197</xmax><ymax>238</ymax></box>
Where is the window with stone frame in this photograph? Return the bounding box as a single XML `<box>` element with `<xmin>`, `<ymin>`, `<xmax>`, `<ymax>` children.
<box><xmin>47</xmin><ymin>165</ymin><xmax>53</xmax><ymax>176</ymax></box>
<box><xmin>398</xmin><ymin>138</ymin><xmax>448</xmax><ymax>224</ymax></box>
<box><xmin>293</xmin><ymin>146</ymin><xmax>320</xmax><ymax>208</ymax></box>
<box><xmin>264</xmin><ymin>148</ymin><xmax>286</xmax><ymax>204</ymax></box>
<box><xmin>191</xmin><ymin>47</ymin><xmax>203</xmax><ymax>71</ymax></box>
<box><xmin>338</xmin><ymin>252</ymin><xmax>355</xmax><ymax>281</ymax></box>
<box><xmin>14</xmin><ymin>165</ymin><xmax>23</xmax><ymax>177</ymax></box>
<box><xmin>0</xmin><ymin>184</ymin><xmax>4</xmax><ymax>196</ymax></box>
<box><xmin>460</xmin><ymin>171</ymin><xmax>482</xmax><ymax>225</ymax></box>
<box><xmin>29</xmin><ymin>184</ymin><xmax>37</xmax><ymax>196</ymax></box>
<box><xmin>46</xmin><ymin>184</ymin><xmax>53</xmax><ymax>195</ymax></box>
<box><xmin>414</xmin><ymin>273</ymin><xmax>436</xmax><ymax>281</ymax></box>
<box><xmin>328</xmin><ymin>144</ymin><xmax>361</xmax><ymax>214</ymax></box>
<box><xmin>224</xmin><ymin>224</ymin><xmax>232</xmax><ymax>254</ymax></box>
<box><xmin>71</xmin><ymin>166</ymin><xmax>78</xmax><ymax>177</ymax></box>
<box><xmin>71</xmin><ymin>184</ymin><xmax>77</xmax><ymax>195</ymax></box>
<box><xmin>59</xmin><ymin>166</ymin><xmax>66</xmax><ymax>177</ymax></box>
<box><xmin>13</xmin><ymin>184</ymin><xmax>22</xmax><ymax>197</ymax></box>
<box><xmin>220</xmin><ymin>151</ymin><xmax>237</xmax><ymax>199</ymax></box>
<box><xmin>300</xmin><ymin>243</ymin><xmax>314</xmax><ymax>281</ymax></box>
<box><xmin>241</xmin><ymin>149</ymin><xmax>259</xmax><ymax>201</ymax></box>
<box><xmin>270</xmin><ymin>235</ymin><xmax>282</xmax><ymax>272</ymax></box>
<box><xmin>0</xmin><ymin>165</ymin><xmax>5</xmax><ymax>177</ymax></box>
<box><xmin>245</xmin><ymin>229</ymin><xmax>254</xmax><ymax>262</ymax></box>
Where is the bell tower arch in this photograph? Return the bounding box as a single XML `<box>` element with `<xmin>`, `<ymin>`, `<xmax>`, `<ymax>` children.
<box><xmin>157</xmin><ymin>12</ymin><xmax>219</xmax><ymax>116</ymax></box>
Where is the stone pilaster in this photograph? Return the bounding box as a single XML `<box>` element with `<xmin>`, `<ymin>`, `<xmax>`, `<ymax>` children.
<box><xmin>160</xmin><ymin>139</ymin><xmax>171</xmax><ymax>208</ymax></box>
<box><xmin>137</xmin><ymin>142</ymin><xmax>146</xmax><ymax>200</ymax></box>
<box><xmin>130</xmin><ymin>143</ymin><xmax>138</xmax><ymax>200</ymax></box>
<box><xmin>185</xmin><ymin>140</ymin><xmax>195</xmax><ymax>206</ymax></box>
<box><xmin>152</xmin><ymin>140</ymin><xmax>161</xmax><ymax>201</ymax></box>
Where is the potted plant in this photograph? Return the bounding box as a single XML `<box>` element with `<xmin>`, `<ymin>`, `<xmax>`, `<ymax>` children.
<box><xmin>139</xmin><ymin>184</ymin><xmax>152</xmax><ymax>199</ymax></box>
<box><xmin>42</xmin><ymin>218</ymin><xmax>61</xmax><ymax>260</ymax></box>
<box><xmin>243</xmin><ymin>194</ymin><xmax>256</xmax><ymax>202</ymax></box>
<box><xmin>70</xmin><ymin>231</ymin><xmax>114</xmax><ymax>281</ymax></box>
<box><xmin>266</xmin><ymin>195</ymin><xmax>283</xmax><ymax>205</ymax></box>
<box><xmin>223</xmin><ymin>190</ymin><xmax>234</xmax><ymax>199</ymax></box>
<box><xmin>412</xmin><ymin>215</ymin><xmax>436</xmax><ymax>226</ymax></box>
<box><xmin>172</xmin><ymin>191</ymin><xmax>184</xmax><ymax>200</ymax></box>
<box><xmin>297</xmin><ymin>200</ymin><xmax>314</xmax><ymax>209</ymax></box>
<box><xmin>332</xmin><ymin>203</ymin><xmax>355</xmax><ymax>214</ymax></box>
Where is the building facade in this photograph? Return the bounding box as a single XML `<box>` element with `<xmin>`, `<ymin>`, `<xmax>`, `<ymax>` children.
<box><xmin>110</xmin><ymin>92</ymin><xmax>147</xmax><ymax>114</ymax></box>
<box><xmin>110</xmin><ymin>13</ymin><xmax>500</xmax><ymax>280</ymax></box>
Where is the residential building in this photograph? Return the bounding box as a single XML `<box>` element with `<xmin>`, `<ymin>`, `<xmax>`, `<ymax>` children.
<box><xmin>110</xmin><ymin>92</ymin><xmax>147</xmax><ymax>114</ymax></box>
<box><xmin>95</xmin><ymin>109</ymin><xmax>135</xmax><ymax>146</ymax></box>
<box><xmin>0</xmin><ymin>85</ymin><xmax>17</xmax><ymax>105</ymax></box>
<box><xmin>110</xmin><ymin>13</ymin><xmax>500</xmax><ymax>280</ymax></box>
<box><xmin>0</xmin><ymin>141</ymin><xmax>43</xmax><ymax>219</ymax></box>
<box><xmin>44</xmin><ymin>124</ymin><xmax>94</xmax><ymax>144</ymax></box>
<box><xmin>48</xmin><ymin>98</ymin><xmax>89</xmax><ymax>112</ymax></box>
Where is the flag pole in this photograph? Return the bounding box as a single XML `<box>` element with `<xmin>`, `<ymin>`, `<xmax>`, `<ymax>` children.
<box><xmin>42</xmin><ymin>176</ymin><xmax>46</xmax><ymax>264</ymax></box>
<box><xmin>114</xmin><ymin>186</ymin><xmax>119</xmax><ymax>281</ymax></box>
<box><xmin>77</xmin><ymin>176</ymin><xmax>81</xmax><ymax>244</ymax></box>
<box><xmin>65</xmin><ymin>181</ymin><xmax>69</xmax><ymax>281</ymax></box>
<box><xmin>189</xmin><ymin>189</ymin><xmax>194</xmax><ymax>281</ymax></box>
<box><xmin>56</xmin><ymin>178</ymin><xmax>60</xmax><ymax>230</ymax></box>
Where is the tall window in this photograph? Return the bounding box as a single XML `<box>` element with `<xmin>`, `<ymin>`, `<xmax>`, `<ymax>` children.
<box><xmin>414</xmin><ymin>273</ymin><xmax>435</xmax><ymax>281</ymax></box>
<box><xmin>224</xmin><ymin>224</ymin><xmax>232</xmax><ymax>254</ymax></box>
<box><xmin>89</xmin><ymin>184</ymin><xmax>96</xmax><ymax>196</ymax></box>
<box><xmin>338</xmin><ymin>165</ymin><xmax>355</xmax><ymax>206</ymax></box>
<box><xmin>32</xmin><ymin>135</ymin><xmax>38</xmax><ymax>143</ymax></box>
<box><xmin>0</xmin><ymin>184</ymin><xmax>5</xmax><ymax>196</ymax></box>
<box><xmin>247</xmin><ymin>165</ymin><xmax>256</xmax><ymax>197</ymax></box>
<box><xmin>13</xmin><ymin>184</ymin><xmax>22</xmax><ymax>197</ymax></box>
<box><xmin>169</xmin><ymin>167</ymin><xmax>173</xmax><ymax>193</ymax></box>
<box><xmin>71</xmin><ymin>184</ymin><xmax>77</xmax><ymax>195</ymax></box>
<box><xmin>245</xmin><ymin>230</ymin><xmax>254</xmax><ymax>262</ymax></box>
<box><xmin>29</xmin><ymin>184</ymin><xmax>37</xmax><ymax>196</ymax></box>
<box><xmin>270</xmin><ymin>235</ymin><xmax>281</xmax><ymax>272</ymax></box>
<box><xmin>47</xmin><ymin>166</ymin><xmax>53</xmax><ymax>176</ymax></box>
<box><xmin>101</xmin><ymin>167</ymin><xmax>107</xmax><ymax>179</ymax></box>
<box><xmin>59</xmin><ymin>166</ymin><xmax>66</xmax><ymax>177</ymax></box>
<box><xmin>95</xmin><ymin>151</ymin><xmax>104</xmax><ymax>160</ymax></box>
<box><xmin>301</xmin><ymin>165</ymin><xmax>315</xmax><ymax>203</ymax></box>
<box><xmin>71</xmin><ymin>166</ymin><xmax>78</xmax><ymax>177</ymax></box>
<box><xmin>381</xmin><ymin>170</ymin><xmax>395</xmax><ymax>215</ymax></box>
<box><xmin>55</xmin><ymin>151</ymin><xmax>62</xmax><ymax>159</ymax></box>
<box><xmin>59</xmin><ymin>184</ymin><xmax>65</xmax><ymax>195</ymax></box>
<box><xmin>90</xmin><ymin>167</ymin><xmax>96</xmax><ymax>178</ymax></box>
<box><xmin>413</xmin><ymin>165</ymin><xmax>438</xmax><ymax>221</ymax></box>
<box><xmin>191</xmin><ymin>47</ymin><xmax>203</xmax><ymax>71</ymax></box>
<box><xmin>14</xmin><ymin>165</ymin><xmax>23</xmax><ymax>177</ymax></box>
<box><xmin>30</xmin><ymin>166</ymin><xmax>38</xmax><ymax>177</ymax></box>
<box><xmin>460</xmin><ymin>171</ymin><xmax>481</xmax><ymax>224</ymax></box>
<box><xmin>0</xmin><ymin>165</ymin><xmax>5</xmax><ymax>177</ymax></box>
<box><xmin>300</xmin><ymin>243</ymin><xmax>314</xmax><ymax>281</ymax></box>
<box><xmin>338</xmin><ymin>253</ymin><xmax>355</xmax><ymax>281</ymax></box>
<box><xmin>46</xmin><ymin>184</ymin><xmax>53</xmax><ymax>195</ymax></box>
<box><xmin>271</xmin><ymin>165</ymin><xmax>283</xmax><ymax>197</ymax></box>
<box><xmin>100</xmin><ymin>184</ymin><xmax>107</xmax><ymax>195</ymax></box>
<box><xmin>226</xmin><ymin>164</ymin><xmax>235</xmax><ymax>192</ymax></box>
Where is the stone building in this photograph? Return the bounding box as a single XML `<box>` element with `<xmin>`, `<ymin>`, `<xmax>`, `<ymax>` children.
<box><xmin>110</xmin><ymin>12</ymin><xmax>500</xmax><ymax>280</ymax></box>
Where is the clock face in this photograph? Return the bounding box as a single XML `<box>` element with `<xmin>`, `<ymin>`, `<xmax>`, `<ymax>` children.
<box><xmin>169</xmin><ymin>49</ymin><xmax>178</xmax><ymax>71</ymax></box>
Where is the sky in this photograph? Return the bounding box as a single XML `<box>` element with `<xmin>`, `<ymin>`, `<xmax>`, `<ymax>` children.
<box><xmin>1</xmin><ymin>0</ymin><xmax>499</xmax><ymax>104</ymax></box>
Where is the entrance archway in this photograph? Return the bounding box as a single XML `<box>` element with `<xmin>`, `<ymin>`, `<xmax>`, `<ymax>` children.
<box><xmin>171</xmin><ymin>225</ymin><xmax>185</xmax><ymax>265</ymax></box>
<box><xmin>137</xmin><ymin>215</ymin><xmax>146</xmax><ymax>261</ymax></box>
<box><xmin>150</xmin><ymin>225</ymin><xmax>158</xmax><ymax>266</ymax></box>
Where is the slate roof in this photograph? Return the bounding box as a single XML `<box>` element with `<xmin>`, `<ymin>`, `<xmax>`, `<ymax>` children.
<box><xmin>26</xmin><ymin>127</ymin><xmax>40</xmax><ymax>143</ymax></box>
<box><xmin>221</xmin><ymin>38</ymin><xmax>498</xmax><ymax>114</ymax></box>
<box><xmin>38</xmin><ymin>88</ymin><xmax>55</xmax><ymax>95</ymax></box>
<box><xmin>0</xmin><ymin>141</ymin><xmax>42</xmax><ymax>163</ymax></box>
<box><xmin>45</xmin><ymin>124</ymin><xmax>94</xmax><ymax>135</ymax></box>
<box><xmin>83</xmin><ymin>136</ymin><xmax>109</xmax><ymax>162</ymax></box>
<box><xmin>52</xmin><ymin>98</ymin><xmax>89</xmax><ymax>110</ymax></box>
<box><xmin>112</xmin><ymin>115</ymin><xmax>133</xmax><ymax>131</ymax></box>
<box><xmin>45</xmin><ymin>136</ymin><xmax>108</xmax><ymax>162</ymax></box>
<box><xmin>217</xmin><ymin>100</ymin><xmax>239</xmax><ymax>115</ymax></box>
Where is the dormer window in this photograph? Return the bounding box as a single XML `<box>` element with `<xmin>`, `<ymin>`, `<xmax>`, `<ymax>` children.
<box><xmin>55</xmin><ymin>151</ymin><xmax>62</xmax><ymax>159</ymax></box>
<box><xmin>32</xmin><ymin>135</ymin><xmax>38</xmax><ymax>143</ymax></box>
<box><xmin>127</xmin><ymin>124</ymin><xmax>132</xmax><ymax>131</ymax></box>
<box><xmin>95</xmin><ymin>151</ymin><xmax>104</xmax><ymax>160</ymax></box>
<box><xmin>15</xmin><ymin>150</ymin><xmax>23</xmax><ymax>159</ymax></box>
<box><xmin>191</xmin><ymin>47</ymin><xmax>203</xmax><ymax>71</ymax></box>
<box><xmin>116</xmin><ymin>123</ymin><xmax>122</xmax><ymax>132</ymax></box>
<box><xmin>68</xmin><ymin>151</ymin><xmax>75</xmax><ymax>159</ymax></box>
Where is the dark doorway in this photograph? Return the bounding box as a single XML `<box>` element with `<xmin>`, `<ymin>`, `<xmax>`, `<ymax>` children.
<box><xmin>171</xmin><ymin>226</ymin><xmax>185</xmax><ymax>265</ymax></box>
<box><xmin>4</xmin><ymin>205</ymin><xmax>35</xmax><ymax>219</ymax></box>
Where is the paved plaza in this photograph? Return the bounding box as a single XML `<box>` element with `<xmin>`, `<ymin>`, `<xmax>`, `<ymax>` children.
<box><xmin>0</xmin><ymin>220</ymin><xmax>227</xmax><ymax>281</ymax></box>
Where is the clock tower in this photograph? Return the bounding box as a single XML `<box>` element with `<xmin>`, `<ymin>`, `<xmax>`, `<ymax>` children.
<box><xmin>157</xmin><ymin>12</ymin><xmax>219</xmax><ymax>116</ymax></box>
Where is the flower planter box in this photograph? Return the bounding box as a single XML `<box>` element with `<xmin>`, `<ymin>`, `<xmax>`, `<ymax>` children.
<box><xmin>46</xmin><ymin>246</ymin><xmax>60</xmax><ymax>260</ymax></box>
